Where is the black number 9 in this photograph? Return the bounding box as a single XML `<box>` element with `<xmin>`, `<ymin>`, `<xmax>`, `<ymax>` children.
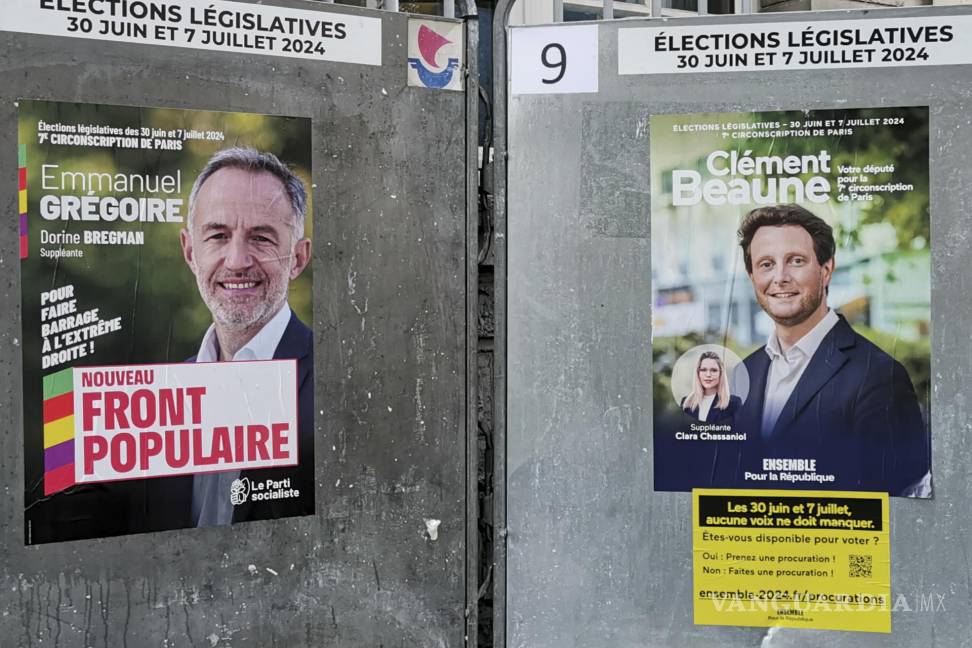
<box><xmin>541</xmin><ymin>42</ymin><xmax>567</xmax><ymax>84</ymax></box>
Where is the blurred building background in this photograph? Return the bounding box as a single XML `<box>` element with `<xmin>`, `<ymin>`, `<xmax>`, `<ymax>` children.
<box><xmin>649</xmin><ymin>189</ymin><xmax>932</xmax><ymax>350</ymax></box>
<box><xmin>506</xmin><ymin>0</ymin><xmax>953</xmax><ymax>22</ymax></box>
<box><xmin>320</xmin><ymin>0</ymin><xmax>964</xmax><ymax>19</ymax></box>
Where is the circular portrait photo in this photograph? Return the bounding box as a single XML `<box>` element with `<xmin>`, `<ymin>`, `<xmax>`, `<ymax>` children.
<box><xmin>670</xmin><ymin>345</ymin><xmax>750</xmax><ymax>424</ymax></box>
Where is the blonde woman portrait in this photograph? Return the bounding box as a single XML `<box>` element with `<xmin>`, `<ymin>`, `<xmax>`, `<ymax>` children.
<box><xmin>680</xmin><ymin>351</ymin><xmax>741</xmax><ymax>423</ymax></box>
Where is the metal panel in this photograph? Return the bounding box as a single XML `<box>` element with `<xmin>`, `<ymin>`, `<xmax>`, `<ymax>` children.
<box><xmin>491</xmin><ymin>5</ymin><xmax>513</xmax><ymax>648</ymax></box>
<box><xmin>0</xmin><ymin>2</ymin><xmax>474</xmax><ymax>646</ymax></box>
<box><xmin>503</xmin><ymin>7</ymin><xmax>972</xmax><ymax>647</ymax></box>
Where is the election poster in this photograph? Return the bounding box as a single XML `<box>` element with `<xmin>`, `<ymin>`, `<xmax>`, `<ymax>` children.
<box><xmin>650</xmin><ymin>107</ymin><xmax>932</xmax><ymax>498</ymax></box>
<box><xmin>19</xmin><ymin>100</ymin><xmax>314</xmax><ymax>544</ymax></box>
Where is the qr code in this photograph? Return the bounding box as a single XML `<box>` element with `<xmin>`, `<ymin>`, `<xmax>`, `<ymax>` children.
<box><xmin>849</xmin><ymin>554</ymin><xmax>873</xmax><ymax>578</ymax></box>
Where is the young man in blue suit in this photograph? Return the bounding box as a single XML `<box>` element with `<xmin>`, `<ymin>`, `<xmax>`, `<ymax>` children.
<box><xmin>731</xmin><ymin>204</ymin><xmax>930</xmax><ymax>497</ymax></box>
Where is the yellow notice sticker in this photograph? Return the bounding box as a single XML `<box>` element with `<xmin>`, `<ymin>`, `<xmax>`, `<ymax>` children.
<box><xmin>693</xmin><ymin>488</ymin><xmax>890</xmax><ymax>633</ymax></box>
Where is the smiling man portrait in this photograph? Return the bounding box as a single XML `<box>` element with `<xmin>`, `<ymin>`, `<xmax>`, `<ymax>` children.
<box><xmin>731</xmin><ymin>204</ymin><xmax>930</xmax><ymax>496</ymax></box>
<box><xmin>147</xmin><ymin>147</ymin><xmax>315</xmax><ymax>529</ymax></box>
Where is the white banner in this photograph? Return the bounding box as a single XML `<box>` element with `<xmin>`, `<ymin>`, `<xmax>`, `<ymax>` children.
<box><xmin>619</xmin><ymin>16</ymin><xmax>972</xmax><ymax>75</ymax></box>
<box><xmin>74</xmin><ymin>360</ymin><xmax>298</xmax><ymax>483</ymax></box>
<box><xmin>510</xmin><ymin>25</ymin><xmax>598</xmax><ymax>95</ymax></box>
<box><xmin>1</xmin><ymin>0</ymin><xmax>381</xmax><ymax>66</ymax></box>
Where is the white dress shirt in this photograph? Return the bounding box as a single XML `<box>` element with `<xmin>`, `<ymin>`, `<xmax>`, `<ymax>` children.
<box><xmin>698</xmin><ymin>394</ymin><xmax>716</xmax><ymax>422</ymax></box>
<box><xmin>761</xmin><ymin>309</ymin><xmax>839</xmax><ymax>439</ymax></box>
<box><xmin>192</xmin><ymin>303</ymin><xmax>292</xmax><ymax>527</ymax></box>
<box><xmin>194</xmin><ymin>302</ymin><xmax>292</xmax><ymax>363</ymax></box>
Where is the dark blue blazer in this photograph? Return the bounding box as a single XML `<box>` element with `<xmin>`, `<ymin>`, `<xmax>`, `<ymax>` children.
<box><xmin>232</xmin><ymin>311</ymin><xmax>314</xmax><ymax>523</ymax></box>
<box><xmin>720</xmin><ymin>316</ymin><xmax>929</xmax><ymax>496</ymax></box>
<box><xmin>681</xmin><ymin>394</ymin><xmax>741</xmax><ymax>423</ymax></box>
<box><xmin>145</xmin><ymin>311</ymin><xmax>314</xmax><ymax>529</ymax></box>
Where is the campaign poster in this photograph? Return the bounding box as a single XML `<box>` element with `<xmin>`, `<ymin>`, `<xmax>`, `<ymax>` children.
<box><xmin>19</xmin><ymin>100</ymin><xmax>314</xmax><ymax>544</ymax></box>
<box><xmin>650</xmin><ymin>107</ymin><xmax>931</xmax><ymax>497</ymax></box>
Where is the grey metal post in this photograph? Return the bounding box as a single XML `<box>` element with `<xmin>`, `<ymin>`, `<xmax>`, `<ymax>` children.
<box><xmin>493</xmin><ymin>1</ymin><xmax>515</xmax><ymax>647</ymax></box>
<box><xmin>553</xmin><ymin>0</ymin><xmax>564</xmax><ymax>22</ymax></box>
<box><xmin>651</xmin><ymin>0</ymin><xmax>663</xmax><ymax>16</ymax></box>
<box><xmin>698</xmin><ymin>0</ymin><xmax>708</xmax><ymax>15</ymax></box>
<box><xmin>385</xmin><ymin>0</ymin><xmax>400</xmax><ymax>11</ymax></box>
<box><xmin>459</xmin><ymin>4</ymin><xmax>480</xmax><ymax>646</ymax></box>
<box><xmin>603</xmin><ymin>0</ymin><xmax>614</xmax><ymax>20</ymax></box>
<box><xmin>445</xmin><ymin>0</ymin><xmax>456</xmax><ymax>18</ymax></box>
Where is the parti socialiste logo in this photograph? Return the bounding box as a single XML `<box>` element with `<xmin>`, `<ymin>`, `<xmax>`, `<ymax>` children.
<box><xmin>407</xmin><ymin>20</ymin><xmax>463</xmax><ymax>91</ymax></box>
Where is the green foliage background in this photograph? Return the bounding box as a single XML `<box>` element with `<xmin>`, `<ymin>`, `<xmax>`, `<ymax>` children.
<box><xmin>20</xmin><ymin>100</ymin><xmax>312</xmax><ymax>364</ymax></box>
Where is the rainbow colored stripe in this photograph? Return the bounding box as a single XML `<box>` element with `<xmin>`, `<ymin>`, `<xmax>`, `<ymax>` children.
<box><xmin>43</xmin><ymin>368</ymin><xmax>76</xmax><ymax>495</ymax></box>
<box><xmin>18</xmin><ymin>144</ymin><xmax>27</xmax><ymax>259</ymax></box>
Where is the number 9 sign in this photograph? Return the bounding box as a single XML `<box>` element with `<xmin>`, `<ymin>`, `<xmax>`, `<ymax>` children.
<box><xmin>541</xmin><ymin>43</ymin><xmax>568</xmax><ymax>84</ymax></box>
<box><xmin>511</xmin><ymin>25</ymin><xmax>599</xmax><ymax>95</ymax></box>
